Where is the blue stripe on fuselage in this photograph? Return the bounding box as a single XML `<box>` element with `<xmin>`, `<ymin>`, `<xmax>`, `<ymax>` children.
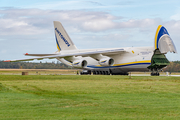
<box><xmin>87</xmin><ymin>63</ymin><xmax>151</xmax><ymax>69</ymax></box>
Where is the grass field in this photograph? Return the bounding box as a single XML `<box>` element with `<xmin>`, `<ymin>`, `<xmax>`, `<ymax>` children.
<box><xmin>0</xmin><ymin>74</ymin><xmax>180</xmax><ymax>119</ymax></box>
<box><xmin>0</xmin><ymin>69</ymin><xmax>78</xmax><ymax>75</ymax></box>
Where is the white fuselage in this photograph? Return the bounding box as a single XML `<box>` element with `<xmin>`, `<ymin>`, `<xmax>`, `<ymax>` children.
<box><xmin>57</xmin><ymin>46</ymin><xmax>154</xmax><ymax>73</ymax></box>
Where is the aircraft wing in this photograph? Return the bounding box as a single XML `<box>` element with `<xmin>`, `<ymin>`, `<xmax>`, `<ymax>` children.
<box><xmin>4</xmin><ymin>48</ymin><xmax>125</xmax><ymax>62</ymax></box>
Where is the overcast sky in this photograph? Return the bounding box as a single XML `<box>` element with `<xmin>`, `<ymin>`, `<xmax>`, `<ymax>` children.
<box><xmin>0</xmin><ymin>0</ymin><xmax>180</xmax><ymax>62</ymax></box>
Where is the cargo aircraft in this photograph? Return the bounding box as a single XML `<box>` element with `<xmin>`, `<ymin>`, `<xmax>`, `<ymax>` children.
<box><xmin>4</xmin><ymin>21</ymin><xmax>177</xmax><ymax>76</ymax></box>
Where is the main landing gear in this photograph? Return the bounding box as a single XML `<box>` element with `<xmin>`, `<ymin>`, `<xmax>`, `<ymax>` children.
<box><xmin>150</xmin><ymin>69</ymin><xmax>160</xmax><ymax>76</ymax></box>
<box><xmin>151</xmin><ymin>72</ymin><xmax>160</xmax><ymax>76</ymax></box>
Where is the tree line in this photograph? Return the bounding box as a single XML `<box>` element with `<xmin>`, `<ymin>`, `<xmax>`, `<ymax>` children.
<box><xmin>0</xmin><ymin>60</ymin><xmax>179</xmax><ymax>72</ymax></box>
<box><xmin>0</xmin><ymin>61</ymin><xmax>70</xmax><ymax>69</ymax></box>
<box><xmin>163</xmin><ymin>61</ymin><xmax>180</xmax><ymax>72</ymax></box>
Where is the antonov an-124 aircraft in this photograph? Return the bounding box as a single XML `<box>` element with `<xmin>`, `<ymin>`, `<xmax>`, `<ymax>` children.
<box><xmin>5</xmin><ymin>21</ymin><xmax>177</xmax><ymax>76</ymax></box>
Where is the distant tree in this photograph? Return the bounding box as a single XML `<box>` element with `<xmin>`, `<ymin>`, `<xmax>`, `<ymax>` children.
<box><xmin>163</xmin><ymin>61</ymin><xmax>180</xmax><ymax>72</ymax></box>
<box><xmin>0</xmin><ymin>60</ymin><xmax>70</xmax><ymax>69</ymax></box>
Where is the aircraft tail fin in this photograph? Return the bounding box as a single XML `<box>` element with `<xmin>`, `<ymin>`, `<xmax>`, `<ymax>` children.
<box><xmin>54</xmin><ymin>21</ymin><xmax>77</xmax><ymax>51</ymax></box>
<box><xmin>154</xmin><ymin>25</ymin><xmax>177</xmax><ymax>54</ymax></box>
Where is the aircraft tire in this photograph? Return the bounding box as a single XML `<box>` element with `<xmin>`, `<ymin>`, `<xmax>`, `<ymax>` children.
<box><xmin>151</xmin><ymin>73</ymin><xmax>160</xmax><ymax>76</ymax></box>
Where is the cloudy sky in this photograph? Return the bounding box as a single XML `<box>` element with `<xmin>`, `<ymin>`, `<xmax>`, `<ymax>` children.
<box><xmin>0</xmin><ymin>0</ymin><xmax>180</xmax><ymax>62</ymax></box>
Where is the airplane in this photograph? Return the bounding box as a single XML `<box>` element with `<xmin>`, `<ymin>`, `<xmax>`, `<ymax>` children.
<box><xmin>4</xmin><ymin>21</ymin><xmax>177</xmax><ymax>76</ymax></box>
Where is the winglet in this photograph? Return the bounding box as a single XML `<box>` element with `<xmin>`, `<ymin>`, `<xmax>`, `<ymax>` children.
<box><xmin>4</xmin><ymin>60</ymin><xmax>11</xmax><ymax>62</ymax></box>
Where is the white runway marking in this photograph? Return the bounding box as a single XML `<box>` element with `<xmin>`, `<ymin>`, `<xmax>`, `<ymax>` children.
<box><xmin>169</xmin><ymin>75</ymin><xmax>180</xmax><ymax>77</ymax></box>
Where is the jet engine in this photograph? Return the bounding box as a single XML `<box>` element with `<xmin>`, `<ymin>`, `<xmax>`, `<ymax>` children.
<box><xmin>72</xmin><ymin>59</ymin><xmax>87</xmax><ymax>68</ymax></box>
<box><xmin>98</xmin><ymin>57</ymin><xmax>114</xmax><ymax>66</ymax></box>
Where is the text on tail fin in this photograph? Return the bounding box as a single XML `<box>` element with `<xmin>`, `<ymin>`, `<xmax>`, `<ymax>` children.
<box><xmin>54</xmin><ymin>21</ymin><xmax>77</xmax><ymax>51</ymax></box>
<box><xmin>55</xmin><ymin>28</ymin><xmax>71</xmax><ymax>47</ymax></box>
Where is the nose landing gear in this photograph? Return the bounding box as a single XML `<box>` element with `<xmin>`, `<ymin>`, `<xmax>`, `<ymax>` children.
<box><xmin>148</xmin><ymin>49</ymin><xmax>170</xmax><ymax>76</ymax></box>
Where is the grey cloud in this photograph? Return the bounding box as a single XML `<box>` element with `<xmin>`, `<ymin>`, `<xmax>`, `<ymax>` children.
<box><xmin>0</xmin><ymin>8</ymin><xmax>164</xmax><ymax>35</ymax></box>
<box><xmin>164</xmin><ymin>20</ymin><xmax>180</xmax><ymax>34</ymax></box>
<box><xmin>0</xmin><ymin>8</ymin><xmax>180</xmax><ymax>60</ymax></box>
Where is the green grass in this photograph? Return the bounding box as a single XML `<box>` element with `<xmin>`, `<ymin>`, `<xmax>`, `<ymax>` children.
<box><xmin>0</xmin><ymin>69</ymin><xmax>78</xmax><ymax>75</ymax></box>
<box><xmin>0</xmin><ymin>75</ymin><xmax>180</xmax><ymax>119</ymax></box>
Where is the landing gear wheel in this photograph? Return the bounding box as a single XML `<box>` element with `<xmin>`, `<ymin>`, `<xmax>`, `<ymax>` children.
<box><xmin>157</xmin><ymin>73</ymin><xmax>160</xmax><ymax>76</ymax></box>
<box><xmin>151</xmin><ymin>72</ymin><xmax>160</xmax><ymax>76</ymax></box>
<box><xmin>151</xmin><ymin>73</ymin><xmax>153</xmax><ymax>76</ymax></box>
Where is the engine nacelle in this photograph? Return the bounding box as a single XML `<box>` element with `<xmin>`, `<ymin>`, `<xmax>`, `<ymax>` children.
<box><xmin>98</xmin><ymin>57</ymin><xmax>114</xmax><ymax>66</ymax></box>
<box><xmin>72</xmin><ymin>59</ymin><xmax>87</xmax><ymax>68</ymax></box>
